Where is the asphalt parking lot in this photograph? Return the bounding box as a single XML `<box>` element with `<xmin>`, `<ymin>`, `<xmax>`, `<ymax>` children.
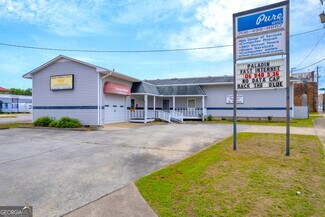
<box><xmin>0</xmin><ymin>123</ymin><xmax>248</xmax><ymax>217</ymax></box>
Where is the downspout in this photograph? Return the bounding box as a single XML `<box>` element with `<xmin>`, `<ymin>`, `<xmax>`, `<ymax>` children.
<box><xmin>99</xmin><ymin>71</ymin><xmax>112</xmax><ymax>126</ymax></box>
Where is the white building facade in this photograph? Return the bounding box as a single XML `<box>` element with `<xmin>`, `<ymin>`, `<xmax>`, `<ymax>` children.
<box><xmin>23</xmin><ymin>55</ymin><xmax>296</xmax><ymax>125</ymax></box>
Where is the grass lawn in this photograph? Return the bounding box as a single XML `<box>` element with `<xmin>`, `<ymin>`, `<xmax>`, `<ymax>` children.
<box><xmin>136</xmin><ymin>133</ymin><xmax>325</xmax><ymax>217</ymax></box>
<box><xmin>0</xmin><ymin>114</ymin><xmax>17</xmax><ymax>118</ymax></box>
<box><xmin>207</xmin><ymin>115</ymin><xmax>321</xmax><ymax>127</ymax></box>
<box><xmin>0</xmin><ymin>122</ymin><xmax>33</xmax><ymax>129</ymax></box>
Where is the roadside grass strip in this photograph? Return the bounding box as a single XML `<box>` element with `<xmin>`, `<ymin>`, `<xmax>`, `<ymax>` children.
<box><xmin>136</xmin><ymin>133</ymin><xmax>325</xmax><ymax>217</ymax></box>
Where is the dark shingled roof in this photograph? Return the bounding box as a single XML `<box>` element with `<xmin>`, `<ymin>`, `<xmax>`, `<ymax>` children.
<box><xmin>145</xmin><ymin>76</ymin><xmax>233</xmax><ymax>86</ymax></box>
<box><xmin>131</xmin><ymin>82</ymin><xmax>160</xmax><ymax>95</ymax></box>
<box><xmin>131</xmin><ymin>82</ymin><xmax>206</xmax><ymax>95</ymax></box>
<box><xmin>157</xmin><ymin>85</ymin><xmax>206</xmax><ymax>96</ymax></box>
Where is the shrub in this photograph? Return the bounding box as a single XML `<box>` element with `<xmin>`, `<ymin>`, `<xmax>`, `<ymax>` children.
<box><xmin>207</xmin><ymin>114</ymin><xmax>213</xmax><ymax>121</ymax></box>
<box><xmin>48</xmin><ymin>120</ymin><xmax>58</xmax><ymax>128</ymax></box>
<box><xmin>56</xmin><ymin>117</ymin><xmax>81</xmax><ymax>128</ymax></box>
<box><xmin>34</xmin><ymin>116</ymin><xmax>55</xmax><ymax>127</ymax></box>
<box><xmin>221</xmin><ymin>116</ymin><xmax>226</xmax><ymax>121</ymax></box>
<box><xmin>268</xmin><ymin>116</ymin><xmax>273</xmax><ymax>121</ymax></box>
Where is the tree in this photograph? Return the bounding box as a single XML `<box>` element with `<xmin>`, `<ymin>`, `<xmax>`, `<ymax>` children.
<box><xmin>8</xmin><ymin>88</ymin><xmax>32</xmax><ymax>96</ymax></box>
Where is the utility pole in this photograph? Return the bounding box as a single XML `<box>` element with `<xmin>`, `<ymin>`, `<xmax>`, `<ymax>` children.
<box><xmin>316</xmin><ymin>66</ymin><xmax>319</xmax><ymax>84</ymax></box>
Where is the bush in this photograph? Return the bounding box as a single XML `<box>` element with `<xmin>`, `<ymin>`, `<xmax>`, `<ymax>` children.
<box><xmin>56</xmin><ymin>117</ymin><xmax>81</xmax><ymax>128</ymax></box>
<box><xmin>207</xmin><ymin>114</ymin><xmax>213</xmax><ymax>121</ymax></box>
<box><xmin>221</xmin><ymin>116</ymin><xmax>226</xmax><ymax>121</ymax></box>
<box><xmin>268</xmin><ymin>116</ymin><xmax>273</xmax><ymax>121</ymax></box>
<box><xmin>48</xmin><ymin>120</ymin><xmax>58</xmax><ymax>128</ymax></box>
<box><xmin>34</xmin><ymin>116</ymin><xmax>55</xmax><ymax>127</ymax></box>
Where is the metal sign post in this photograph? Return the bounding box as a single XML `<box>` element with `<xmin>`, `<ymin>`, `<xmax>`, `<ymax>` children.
<box><xmin>285</xmin><ymin>1</ymin><xmax>290</xmax><ymax>156</ymax></box>
<box><xmin>233</xmin><ymin>1</ymin><xmax>290</xmax><ymax>155</ymax></box>
<box><xmin>233</xmin><ymin>14</ymin><xmax>237</xmax><ymax>151</ymax></box>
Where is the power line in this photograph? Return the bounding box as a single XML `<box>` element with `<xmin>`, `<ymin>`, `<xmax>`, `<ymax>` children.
<box><xmin>0</xmin><ymin>28</ymin><xmax>323</xmax><ymax>53</ymax></box>
<box><xmin>293</xmin><ymin>31</ymin><xmax>325</xmax><ymax>69</ymax></box>
<box><xmin>0</xmin><ymin>42</ymin><xmax>232</xmax><ymax>53</ymax></box>
<box><xmin>290</xmin><ymin>27</ymin><xmax>324</xmax><ymax>37</ymax></box>
<box><xmin>294</xmin><ymin>57</ymin><xmax>325</xmax><ymax>71</ymax></box>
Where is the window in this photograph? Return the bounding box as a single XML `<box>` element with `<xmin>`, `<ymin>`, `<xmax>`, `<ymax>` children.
<box><xmin>187</xmin><ymin>98</ymin><xmax>196</xmax><ymax>109</ymax></box>
<box><xmin>131</xmin><ymin>99</ymin><xmax>135</xmax><ymax>108</ymax></box>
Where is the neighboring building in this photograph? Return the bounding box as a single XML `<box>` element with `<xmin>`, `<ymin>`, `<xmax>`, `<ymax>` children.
<box><xmin>292</xmin><ymin>71</ymin><xmax>318</xmax><ymax>112</ymax></box>
<box><xmin>23</xmin><ymin>55</ymin><xmax>297</xmax><ymax>125</ymax></box>
<box><xmin>0</xmin><ymin>94</ymin><xmax>32</xmax><ymax>113</ymax></box>
<box><xmin>0</xmin><ymin>87</ymin><xmax>10</xmax><ymax>93</ymax></box>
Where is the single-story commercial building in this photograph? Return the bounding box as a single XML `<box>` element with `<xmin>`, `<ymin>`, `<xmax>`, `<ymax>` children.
<box><xmin>23</xmin><ymin>55</ymin><xmax>297</xmax><ymax>125</ymax></box>
<box><xmin>0</xmin><ymin>94</ymin><xmax>32</xmax><ymax>113</ymax></box>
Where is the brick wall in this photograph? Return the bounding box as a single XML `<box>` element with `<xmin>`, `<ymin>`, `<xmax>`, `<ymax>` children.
<box><xmin>294</xmin><ymin>82</ymin><xmax>318</xmax><ymax>112</ymax></box>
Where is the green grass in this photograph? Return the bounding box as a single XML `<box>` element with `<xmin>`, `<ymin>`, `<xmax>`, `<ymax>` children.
<box><xmin>207</xmin><ymin>115</ymin><xmax>321</xmax><ymax>127</ymax></box>
<box><xmin>136</xmin><ymin>133</ymin><xmax>325</xmax><ymax>217</ymax></box>
<box><xmin>0</xmin><ymin>122</ymin><xmax>33</xmax><ymax>129</ymax></box>
<box><xmin>0</xmin><ymin>114</ymin><xmax>17</xmax><ymax>118</ymax></box>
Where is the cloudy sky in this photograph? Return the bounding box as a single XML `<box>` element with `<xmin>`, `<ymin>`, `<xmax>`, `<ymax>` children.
<box><xmin>0</xmin><ymin>0</ymin><xmax>324</xmax><ymax>89</ymax></box>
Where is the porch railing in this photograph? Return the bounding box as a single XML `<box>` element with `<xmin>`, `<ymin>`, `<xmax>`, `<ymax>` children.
<box><xmin>158</xmin><ymin>110</ymin><xmax>171</xmax><ymax>123</ymax></box>
<box><xmin>170</xmin><ymin>110</ymin><xmax>183</xmax><ymax>123</ymax></box>
<box><xmin>175</xmin><ymin>108</ymin><xmax>207</xmax><ymax>118</ymax></box>
<box><xmin>129</xmin><ymin>108</ymin><xmax>207</xmax><ymax>122</ymax></box>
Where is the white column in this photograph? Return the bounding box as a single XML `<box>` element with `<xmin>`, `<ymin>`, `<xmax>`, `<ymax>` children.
<box><xmin>202</xmin><ymin>96</ymin><xmax>205</xmax><ymax>121</ymax></box>
<box><xmin>153</xmin><ymin>96</ymin><xmax>156</xmax><ymax>118</ymax></box>
<box><xmin>144</xmin><ymin>94</ymin><xmax>148</xmax><ymax>123</ymax></box>
<box><xmin>173</xmin><ymin>96</ymin><xmax>175</xmax><ymax>111</ymax></box>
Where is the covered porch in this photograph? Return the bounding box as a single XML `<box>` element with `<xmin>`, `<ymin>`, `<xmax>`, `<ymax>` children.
<box><xmin>128</xmin><ymin>94</ymin><xmax>207</xmax><ymax>123</ymax></box>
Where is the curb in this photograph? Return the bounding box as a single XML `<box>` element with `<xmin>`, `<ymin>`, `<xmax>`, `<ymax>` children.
<box><xmin>16</xmin><ymin>126</ymin><xmax>99</xmax><ymax>131</ymax></box>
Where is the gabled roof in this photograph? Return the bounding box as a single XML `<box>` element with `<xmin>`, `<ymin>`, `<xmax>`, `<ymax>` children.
<box><xmin>22</xmin><ymin>55</ymin><xmax>140</xmax><ymax>82</ymax></box>
<box><xmin>131</xmin><ymin>82</ymin><xmax>160</xmax><ymax>95</ymax></box>
<box><xmin>131</xmin><ymin>82</ymin><xmax>206</xmax><ymax>96</ymax></box>
<box><xmin>156</xmin><ymin>85</ymin><xmax>206</xmax><ymax>96</ymax></box>
<box><xmin>0</xmin><ymin>87</ymin><xmax>10</xmax><ymax>92</ymax></box>
<box><xmin>145</xmin><ymin>76</ymin><xmax>233</xmax><ymax>86</ymax></box>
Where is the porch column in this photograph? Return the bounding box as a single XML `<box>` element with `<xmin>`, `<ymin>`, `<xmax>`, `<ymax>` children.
<box><xmin>202</xmin><ymin>96</ymin><xmax>205</xmax><ymax>121</ymax></box>
<box><xmin>153</xmin><ymin>96</ymin><xmax>156</xmax><ymax>118</ymax></box>
<box><xmin>144</xmin><ymin>94</ymin><xmax>148</xmax><ymax>123</ymax></box>
<box><xmin>173</xmin><ymin>96</ymin><xmax>175</xmax><ymax>111</ymax></box>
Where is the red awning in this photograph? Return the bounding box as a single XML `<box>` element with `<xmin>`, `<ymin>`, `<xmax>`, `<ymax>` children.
<box><xmin>0</xmin><ymin>87</ymin><xmax>10</xmax><ymax>92</ymax></box>
<box><xmin>103</xmin><ymin>82</ymin><xmax>130</xmax><ymax>96</ymax></box>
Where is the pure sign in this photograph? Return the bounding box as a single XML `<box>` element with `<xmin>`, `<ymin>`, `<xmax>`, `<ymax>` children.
<box><xmin>235</xmin><ymin>4</ymin><xmax>286</xmax><ymax>60</ymax></box>
<box><xmin>236</xmin><ymin>58</ymin><xmax>285</xmax><ymax>91</ymax></box>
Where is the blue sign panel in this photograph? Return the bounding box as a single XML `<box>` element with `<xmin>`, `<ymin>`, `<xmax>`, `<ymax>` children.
<box><xmin>237</xmin><ymin>6</ymin><xmax>285</xmax><ymax>37</ymax></box>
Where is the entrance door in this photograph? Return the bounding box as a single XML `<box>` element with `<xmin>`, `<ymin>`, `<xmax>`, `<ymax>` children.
<box><xmin>163</xmin><ymin>99</ymin><xmax>169</xmax><ymax>111</ymax></box>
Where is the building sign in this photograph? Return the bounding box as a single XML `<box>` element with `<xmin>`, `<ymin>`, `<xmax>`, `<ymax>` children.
<box><xmin>234</xmin><ymin>3</ymin><xmax>287</xmax><ymax>60</ymax></box>
<box><xmin>103</xmin><ymin>82</ymin><xmax>130</xmax><ymax>96</ymax></box>
<box><xmin>226</xmin><ymin>94</ymin><xmax>244</xmax><ymax>104</ymax></box>
<box><xmin>236</xmin><ymin>58</ymin><xmax>285</xmax><ymax>91</ymax></box>
<box><xmin>50</xmin><ymin>74</ymin><xmax>74</xmax><ymax>90</ymax></box>
<box><xmin>291</xmin><ymin>72</ymin><xmax>314</xmax><ymax>82</ymax></box>
<box><xmin>236</xmin><ymin>31</ymin><xmax>285</xmax><ymax>60</ymax></box>
<box><xmin>236</xmin><ymin>6</ymin><xmax>286</xmax><ymax>37</ymax></box>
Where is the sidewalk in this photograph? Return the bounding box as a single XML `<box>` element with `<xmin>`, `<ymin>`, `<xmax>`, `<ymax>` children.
<box><xmin>64</xmin><ymin>183</ymin><xmax>157</xmax><ymax>217</ymax></box>
<box><xmin>243</xmin><ymin>125</ymin><xmax>317</xmax><ymax>135</ymax></box>
<box><xmin>314</xmin><ymin>115</ymin><xmax>325</xmax><ymax>150</ymax></box>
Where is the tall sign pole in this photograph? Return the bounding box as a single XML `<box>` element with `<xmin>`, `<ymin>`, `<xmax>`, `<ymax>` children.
<box><xmin>233</xmin><ymin>13</ymin><xmax>237</xmax><ymax>151</ymax></box>
<box><xmin>233</xmin><ymin>1</ymin><xmax>290</xmax><ymax>155</ymax></box>
<box><xmin>285</xmin><ymin>0</ymin><xmax>290</xmax><ymax>156</ymax></box>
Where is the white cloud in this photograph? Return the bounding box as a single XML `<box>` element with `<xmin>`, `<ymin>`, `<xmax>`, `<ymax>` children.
<box><xmin>167</xmin><ymin>0</ymin><xmax>322</xmax><ymax>63</ymax></box>
<box><xmin>0</xmin><ymin>0</ymin><xmax>105</xmax><ymax>36</ymax></box>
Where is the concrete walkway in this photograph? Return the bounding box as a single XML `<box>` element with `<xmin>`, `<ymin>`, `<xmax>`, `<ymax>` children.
<box><xmin>243</xmin><ymin>125</ymin><xmax>317</xmax><ymax>135</ymax></box>
<box><xmin>64</xmin><ymin>183</ymin><xmax>157</xmax><ymax>217</ymax></box>
<box><xmin>314</xmin><ymin>115</ymin><xmax>325</xmax><ymax>149</ymax></box>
